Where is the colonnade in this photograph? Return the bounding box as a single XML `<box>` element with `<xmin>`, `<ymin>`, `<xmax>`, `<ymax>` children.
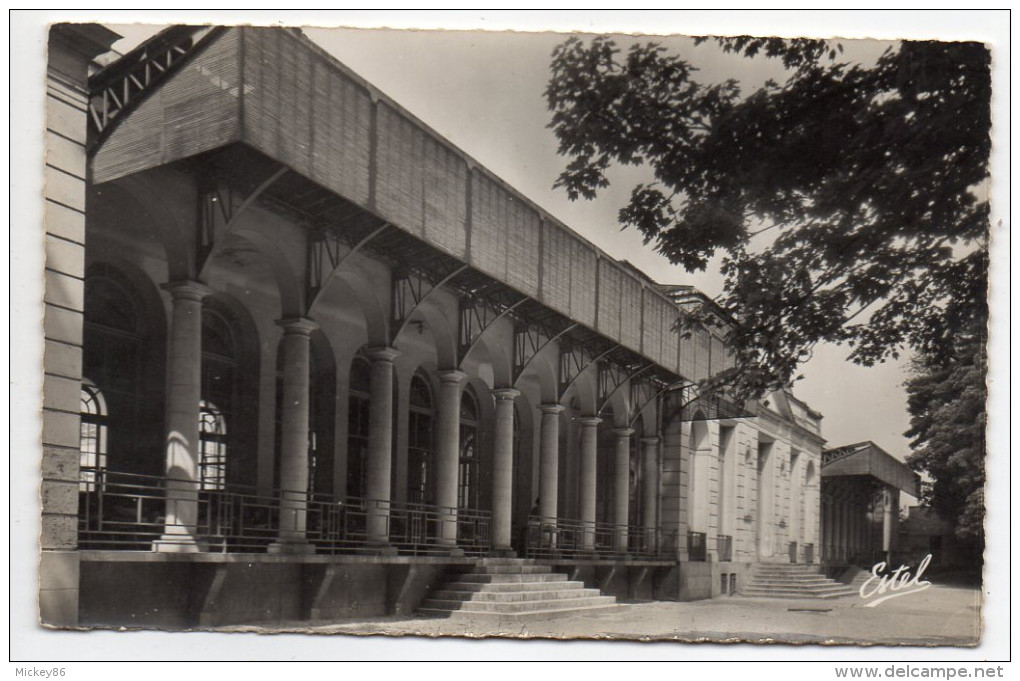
<box><xmin>153</xmin><ymin>279</ymin><xmax>661</xmax><ymax>555</ymax></box>
<box><xmin>821</xmin><ymin>481</ymin><xmax>900</xmax><ymax>566</ymax></box>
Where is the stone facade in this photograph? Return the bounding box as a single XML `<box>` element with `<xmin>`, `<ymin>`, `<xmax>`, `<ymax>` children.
<box><xmin>41</xmin><ymin>24</ymin><xmax>826</xmax><ymax>626</ymax></box>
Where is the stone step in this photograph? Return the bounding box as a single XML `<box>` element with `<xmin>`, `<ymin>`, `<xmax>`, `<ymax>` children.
<box><xmin>418</xmin><ymin>603</ymin><xmax>626</xmax><ymax>624</ymax></box>
<box><xmin>422</xmin><ymin>595</ymin><xmax>617</xmax><ymax>614</ymax></box>
<box><xmin>442</xmin><ymin>579</ymin><xmax>587</xmax><ymax>593</ymax></box>
<box><xmin>748</xmin><ymin>578</ymin><xmax>839</xmax><ymax>586</ymax></box>
<box><xmin>476</xmin><ymin>558</ymin><xmax>538</xmax><ymax>566</ymax></box>
<box><xmin>456</xmin><ymin>572</ymin><xmax>569</xmax><ymax>584</ymax></box>
<box><xmin>430</xmin><ymin>587</ymin><xmax>602</xmax><ymax>603</ymax></box>
<box><xmin>472</xmin><ymin>564</ymin><xmax>554</xmax><ymax>575</ymax></box>
<box><xmin>743</xmin><ymin>584</ymin><xmax>857</xmax><ymax>595</ymax></box>
<box><xmin>741</xmin><ymin>589</ymin><xmax>856</xmax><ymax>600</ymax></box>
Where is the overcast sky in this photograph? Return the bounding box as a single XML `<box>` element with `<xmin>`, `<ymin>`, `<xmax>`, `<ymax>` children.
<box><xmin>103</xmin><ymin>21</ymin><xmax>922</xmax><ymax>463</ymax></box>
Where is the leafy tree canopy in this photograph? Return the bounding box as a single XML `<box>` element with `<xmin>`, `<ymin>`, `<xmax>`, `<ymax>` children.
<box><xmin>546</xmin><ymin>36</ymin><xmax>991</xmax><ymax>399</ymax></box>
<box><xmin>905</xmin><ymin>327</ymin><xmax>986</xmax><ymax>555</ymax></box>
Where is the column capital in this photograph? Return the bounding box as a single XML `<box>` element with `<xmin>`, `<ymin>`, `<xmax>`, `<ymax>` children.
<box><xmin>578</xmin><ymin>416</ymin><xmax>602</xmax><ymax>427</ymax></box>
<box><xmin>366</xmin><ymin>346</ymin><xmax>400</xmax><ymax>363</ymax></box>
<box><xmin>640</xmin><ymin>436</ymin><xmax>661</xmax><ymax>446</ymax></box>
<box><xmin>540</xmin><ymin>403</ymin><xmax>565</xmax><ymax>415</ymax></box>
<box><xmin>276</xmin><ymin>316</ymin><xmax>319</xmax><ymax>336</ymax></box>
<box><xmin>491</xmin><ymin>387</ymin><xmax>521</xmax><ymax>402</ymax></box>
<box><xmin>613</xmin><ymin>427</ymin><xmax>635</xmax><ymax>438</ymax></box>
<box><xmin>437</xmin><ymin>369</ymin><xmax>467</xmax><ymax>385</ymax></box>
<box><xmin>161</xmin><ymin>280</ymin><xmax>212</xmax><ymax>302</ymax></box>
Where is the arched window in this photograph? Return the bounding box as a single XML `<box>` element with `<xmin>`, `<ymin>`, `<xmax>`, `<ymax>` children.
<box><xmin>406</xmin><ymin>372</ymin><xmax>434</xmax><ymax>504</ymax></box>
<box><xmin>346</xmin><ymin>357</ymin><xmax>372</xmax><ymax>499</ymax></box>
<box><xmin>198</xmin><ymin>400</ymin><xmax>227</xmax><ymax>490</ymax></box>
<box><xmin>458</xmin><ymin>387</ymin><xmax>480</xmax><ymax>509</ymax></box>
<box><xmin>202</xmin><ymin>309</ymin><xmax>237</xmax><ymax>489</ymax></box>
<box><xmin>79</xmin><ymin>381</ymin><xmax>108</xmax><ymax>492</ymax></box>
<box><xmin>82</xmin><ymin>271</ymin><xmax>144</xmax><ymax>477</ymax></box>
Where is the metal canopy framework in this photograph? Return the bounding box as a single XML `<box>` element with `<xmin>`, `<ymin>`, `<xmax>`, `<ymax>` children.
<box><xmin>87</xmin><ymin>25</ymin><xmax>746</xmax><ymax>402</ymax></box>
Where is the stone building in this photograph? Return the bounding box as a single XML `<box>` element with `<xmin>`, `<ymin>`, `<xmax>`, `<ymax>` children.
<box><xmin>820</xmin><ymin>441</ymin><xmax>920</xmax><ymax>570</ymax></box>
<box><xmin>41</xmin><ymin>24</ymin><xmax>826</xmax><ymax>627</ymax></box>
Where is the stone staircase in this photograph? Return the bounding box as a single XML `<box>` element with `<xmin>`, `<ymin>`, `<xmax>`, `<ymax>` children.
<box><xmin>741</xmin><ymin>563</ymin><xmax>858</xmax><ymax>599</ymax></box>
<box><xmin>418</xmin><ymin>558</ymin><xmax>623</xmax><ymax>623</ymax></box>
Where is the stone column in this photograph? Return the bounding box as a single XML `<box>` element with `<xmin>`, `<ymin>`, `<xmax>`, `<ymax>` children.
<box><xmin>641</xmin><ymin>437</ymin><xmax>660</xmax><ymax>553</ymax></box>
<box><xmin>538</xmin><ymin>403</ymin><xmax>564</xmax><ymax>547</ymax></box>
<box><xmin>578</xmin><ymin>416</ymin><xmax>602</xmax><ymax>551</ymax></box>
<box><xmin>613</xmin><ymin>427</ymin><xmax>634</xmax><ymax>552</ymax></box>
<box><xmin>364</xmin><ymin>346</ymin><xmax>399</xmax><ymax>546</ymax></box>
<box><xmin>882</xmin><ymin>486</ymin><xmax>899</xmax><ymax>563</ymax></box>
<box><xmin>435</xmin><ymin>369</ymin><xmax>466</xmax><ymax>548</ymax></box>
<box><xmin>490</xmin><ymin>388</ymin><xmax>520</xmax><ymax>554</ymax></box>
<box><xmin>268</xmin><ymin>317</ymin><xmax>317</xmax><ymax>554</ymax></box>
<box><xmin>156</xmin><ymin>280</ymin><xmax>211</xmax><ymax>552</ymax></box>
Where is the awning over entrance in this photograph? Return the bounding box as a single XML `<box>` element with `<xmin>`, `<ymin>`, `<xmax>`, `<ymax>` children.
<box><xmin>821</xmin><ymin>441</ymin><xmax>919</xmax><ymax>496</ymax></box>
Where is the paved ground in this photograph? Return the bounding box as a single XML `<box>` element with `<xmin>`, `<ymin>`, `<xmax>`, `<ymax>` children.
<box><xmin>254</xmin><ymin>584</ymin><xmax>981</xmax><ymax>647</ymax></box>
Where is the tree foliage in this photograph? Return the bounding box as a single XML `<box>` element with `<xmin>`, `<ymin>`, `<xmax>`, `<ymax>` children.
<box><xmin>904</xmin><ymin>325</ymin><xmax>986</xmax><ymax>556</ymax></box>
<box><xmin>545</xmin><ymin>35</ymin><xmax>991</xmax><ymax>399</ymax></box>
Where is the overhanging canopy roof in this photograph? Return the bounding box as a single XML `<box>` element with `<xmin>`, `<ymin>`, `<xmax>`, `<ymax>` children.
<box><xmin>88</xmin><ymin>25</ymin><xmax>738</xmax><ymax>387</ymax></box>
<box><xmin>821</xmin><ymin>441</ymin><xmax>920</xmax><ymax>496</ymax></box>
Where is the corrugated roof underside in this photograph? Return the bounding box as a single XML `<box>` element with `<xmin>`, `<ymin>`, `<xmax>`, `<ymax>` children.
<box><xmin>92</xmin><ymin>28</ymin><xmax>243</xmax><ymax>184</ymax></box>
<box><xmin>94</xmin><ymin>26</ymin><xmax>734</xmax><ymax>381</ymax></box>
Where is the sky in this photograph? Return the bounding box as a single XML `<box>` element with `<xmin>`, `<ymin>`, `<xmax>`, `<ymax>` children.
<box><xmin>99</xmin><ymin>19</ymin><xmax>943</xmax><ymax>465</ymax></box>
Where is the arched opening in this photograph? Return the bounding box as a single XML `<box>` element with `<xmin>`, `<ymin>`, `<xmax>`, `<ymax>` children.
<box><xmin>79</xmin><ymin>381</ymin><xmax>108</xmax><ymax>492</ymax></box>
<box><xmin>346</xmin><ymin>356</ymin><xmax>372</xmax><ymax>499</ymax></box>
<box><xmin>82</xmin><ymin>268</ymin><xmax>161</xmax><ymax>476</ymax></box>
<box><xmin>756</xmin><ymin>436</ymin><xmax>775</xmax><ymax>558</ymax></box>
<box><xmin>202</xmin><ymin>308</ymin><xmax>237</xmax><ymax>489</ymax></box>
<box><xmin>406</xmin><ymin>371</ymin><xmax>435</xmax><ymax>505</ymax></box>
<box><xmin>198</xmin><ymin>400</ymin><xmax>227</xmax><ymax>490</ymax></box>
<box><xmin>308</xmin><ymin>332</ymin><xmax>336</xmax><ymax>499</ymax></box>
<box><xmin>458</xmin><ymin>386</ymin><xmax>480</xmax><ymax>510</ymax></box>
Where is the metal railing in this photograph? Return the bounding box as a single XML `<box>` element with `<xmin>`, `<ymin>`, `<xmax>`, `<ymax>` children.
<box><xmin>716</xmin><ymin>534</ymin><xmax>733</xmax><ymax>562</ymax></box>
<box><xmin>523</xmin><ymin>516</ymin><xmax>670</xmax><ymax>560</ymax></box>
<box><xmin>78</xmin><ymin>469</ymin><xmax>491</xmax><ymax>556</ymax></box>
<box><xmin>687</xmin><ymin>531</ymin><xmax>707</xmax><ymax>562</ymax></box>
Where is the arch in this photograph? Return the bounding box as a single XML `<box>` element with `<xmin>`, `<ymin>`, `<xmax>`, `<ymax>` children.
<box><xmin>222</xmin><ymin>227</ymin><xmax>305</xmax><ymax>319</ymax></box>
<box><xmin>346</xmin><ymin>355</ymin><xmax>372</xmax><ymax>499</ymax></box>
<box><xmin>406</xmin><ymin>369</ymin><xmax>436</xmax><ymax>505</ymax></box>
<box><xmin>82</xmin><ymin>262</ymin><xmax>165</xmax><ymax>477</ymax></box>
<box><xmin>462</xmin><ymin>326</ymin><xmax>513</xmax><ymax>389</ymax></box>
<box><xmin>197</xmin><ymin>399</ymin><xmax>228</xmax><ymax>490</ymax></box>
<box><xmin>308</xmin><ymin>329</ymin><xmax>337</xmax><ymax>498</ymax></box>
<box><xmin>689</xmin><ymin>416</ymin><xmax>709</xmax><ymax>451</ymax></box>
<box><xmin>201</xmin><ymin>295</ymin><xmax>260</xmax><ymax>488</ymax></box>
<box><xmin>115</xmin><ymin>173</ymin><xmax>194</xmax><ymax>280</ymax></box>
<box><xmin>519</xmin><ymin>350</ymin><xmax>559</xmax><ymax>405</ymax></box>
<box><xmin>603</xmin><ymin>386</ymin><xmax>631</xmax><ymax>428</ymax></box>
<box><xmin>805</xmin><ymin>460</ymin><xmax>818</xmax><ymax>487</ymax></box>
<box><xmin>78</xmin><ymin>380</ymin><xmax>108</xmax><ymax>492</ymax></box>
<box><xmin>318</xmin><ymin>265</ymin><xmax>389</xmax><ymax>346</ymax></box>
<box><xmin>565</xmin><ymin>367</ymin><xmax>598</xmax><ymax>416</ymax></box>
<box><xmin>401</xmin><ymin>299</ymin><xmax>457</xmax><ymax>370</ymax></box>
<box><xmin>458</xmin><ymin>385</ymin><xmax>481</xmax><ymax>509</ymax></box>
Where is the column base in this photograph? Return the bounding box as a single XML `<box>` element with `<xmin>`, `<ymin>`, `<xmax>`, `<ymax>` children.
<box><xmin>153</xmin><ymin>535</ymin><xmax>207</xmax><ymax>553</ymax></box>
<box><xmin>266</xmin><ymin>540</ymin><xmax>316</xmax><ymax>555</ymax></box>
